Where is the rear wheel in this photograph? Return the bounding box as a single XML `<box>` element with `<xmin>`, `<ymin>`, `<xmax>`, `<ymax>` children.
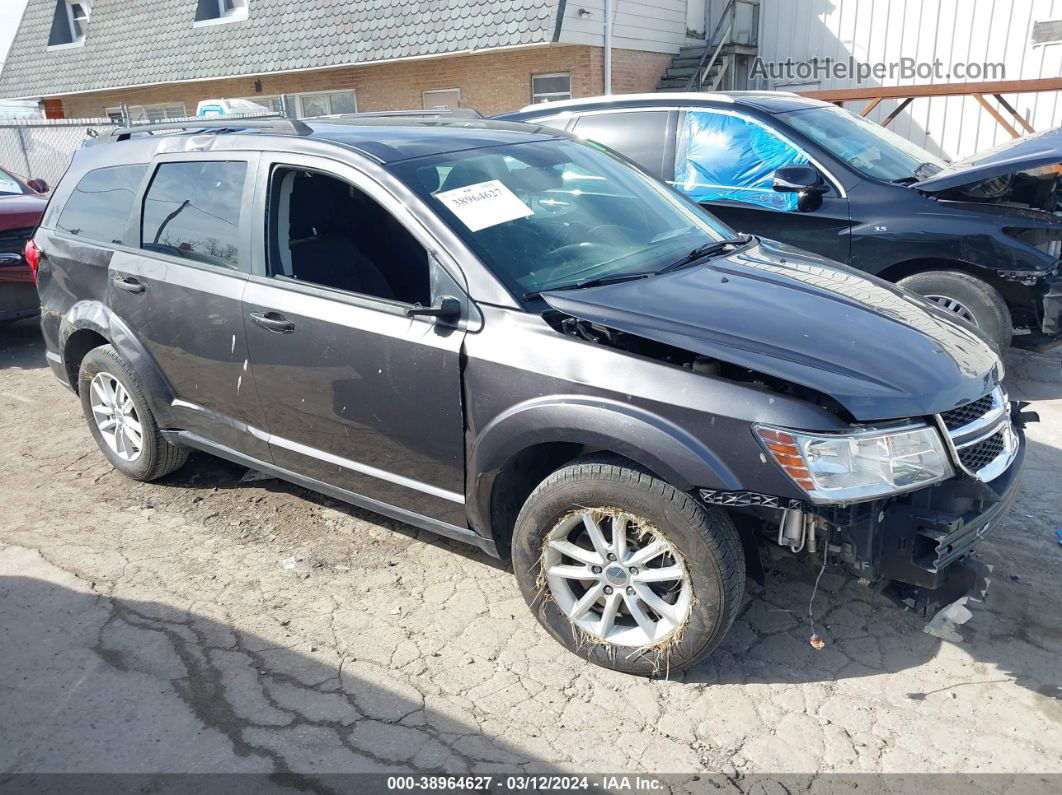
<box><xmin>78</xmin><ymin>345</ymin><xmax>189</xmax><ymax>481</ymax></box>
<box><xmin>898</xmin><ymin>270</ymin><xmax>1012</xmax><ymax>351</ymax></box>
<box><xmin>511</xmin><ymin>456</ymin><xmax>745</xmax><ymax>677</ymax></box>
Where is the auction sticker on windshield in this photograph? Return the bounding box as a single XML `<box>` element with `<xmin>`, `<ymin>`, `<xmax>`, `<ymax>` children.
<box><xmin>434</xmin><ymin>179</ymin><xmax>534</xmax><ymax>231</ymax></box>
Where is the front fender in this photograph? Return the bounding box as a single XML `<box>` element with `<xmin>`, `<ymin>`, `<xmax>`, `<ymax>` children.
<box><xmin>60</xmin><ymin>300</ymin><xmax>176</xmax><ymax>421</ymax></box>
<box><xmin>851</xmin><ymin>204</ymin><xmax>1057</xmax><ymax>278</ymax></box>
<box><xmin>467</xmin><ymin>394</ymin><xmax>741</xmax><ymax>536</ymax></box>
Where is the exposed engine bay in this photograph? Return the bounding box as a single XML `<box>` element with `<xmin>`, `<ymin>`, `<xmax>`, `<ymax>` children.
<box><xmin>545</xmin><ymin>312</ymin><xmax>851</xmax><ymax>420</ymax></box>
<box><xmin>937</xmin><ymin>165</ymin><xmax>1062</xmax><ymax>210</ymax></box>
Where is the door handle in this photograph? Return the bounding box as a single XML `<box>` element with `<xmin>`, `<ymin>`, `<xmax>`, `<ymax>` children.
<box><xmin>112</xmin><ymin>275</ymin><xmax>146</xmax><ymax>294</ymax></box>
<box><xmin>250</xmin><ymin>311</ymin><xmax>295</xmax><ymax>333</ymax></box>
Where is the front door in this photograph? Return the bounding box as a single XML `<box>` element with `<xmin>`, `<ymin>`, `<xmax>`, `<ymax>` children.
<box><xmin>672</xmin><ymin>109</ymin><xmax>853</xmax><ymax>264</ymax></box>
<box><xmin>242</xmin><ymin>156</ymin><xmax>469</xmax><ymax>526</ymax></box>
<box><xmin>107</xmin><ymin>153</ymin><xmax>271</xmax><ymax>459</ymax></box>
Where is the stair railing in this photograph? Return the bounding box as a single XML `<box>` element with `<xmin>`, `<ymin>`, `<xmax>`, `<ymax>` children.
<box><xmin>686</xmin><ymin>0</ymin><xmax>759</xmax><ymax>91</ymax></box>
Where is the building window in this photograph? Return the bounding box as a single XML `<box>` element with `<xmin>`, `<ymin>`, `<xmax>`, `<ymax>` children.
<box><xmin>531</xmin><ymin>73</ymin><xmax>572</xmax><ymax>104</ymax></box>
<box><xmin>238</xmin><ymin>95</ymin><xmax>286</xmax><ymax>114</ymax></box>
<box><xmin>48</xmin><ymin>0</ymin><xmax>90</xmax><ymax>49</ymax></box>
<box><xmin>194</xmin><ymin>0</ymin><xmax>248</xmax><ymax>26</ymax></box>
<box><xmin>423</xmin><ymin>89</ymin><xmax>461</xmax><ymax>110</ymax></box>
<box><xmin>296</xmin><ymin>91</ymin><xmax>357</xmax><ymax>118</ymax></box>
<box><xmin>106</xmin><ymin>103</ymin><xmax>188</xmax><ymax>124</ymax></box>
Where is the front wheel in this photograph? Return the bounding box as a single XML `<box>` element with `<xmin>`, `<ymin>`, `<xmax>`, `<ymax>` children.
<box><xmin>898</xmin><ymin>270</ymin><xmax>1013</xmax><ymax>351</ymax></box>
<box><xmin>511</xmin><ymin>457</ymin><xmax>745</xmax><ymax>677</ymax></box>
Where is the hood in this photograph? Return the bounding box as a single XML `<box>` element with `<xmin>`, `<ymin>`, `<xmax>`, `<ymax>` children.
<box><xmin>912</xmin><ymin>126</ymin><xmax>1062</xmax><ymax>192</ymax></box>
<box><xmin>0</xmin><ymin>192</ymin><xmax>47</xmax><ymax>231</ymax></box>
<box><xmin>542</xmin><ymin>240</ymin><xmax>1001</xmax><ymax>421</ymax></box>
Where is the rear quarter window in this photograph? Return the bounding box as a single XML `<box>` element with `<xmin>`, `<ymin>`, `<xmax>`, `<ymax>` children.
<box><xmin>56</xmin><ymin>164</ymin><xmax>147</xmax><ymax>245</ymax></box>
<box><xmin>571</xmin><ymin>111</ymin><xmax>669</xmax><ymax>178</ymax></box>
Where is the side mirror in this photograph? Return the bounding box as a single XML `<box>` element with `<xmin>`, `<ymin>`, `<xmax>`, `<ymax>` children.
<box><xmin>406</xmin><ymin>296</ymin><xmax>462</xmax><ymax>321</ymax></box>
<box><xmin>772</xmin><ymin>166</ymin><xmax>827</xmax><ymax>212</ymax></box>
<box><xmin>27</xmin><ymin>178</ymin><xmax>49</xmax><ymax>193</ymax></box>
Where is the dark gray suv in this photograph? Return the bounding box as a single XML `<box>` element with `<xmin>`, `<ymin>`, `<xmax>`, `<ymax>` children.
<box><xmin>32</xmin><ymin>117</ymin><xmax>1028</xmax><ymax>675</ymax></box>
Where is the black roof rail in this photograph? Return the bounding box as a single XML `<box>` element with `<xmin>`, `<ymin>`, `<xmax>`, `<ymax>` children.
<box><xmin>315</xmin><ymin>108</ymin><xmax>485</xmax><ymax>120</ymax></box>
<box><xmin>93</xmin><ymin>117</ymin><xmax>313</xmax><ymax>145</ymax></box>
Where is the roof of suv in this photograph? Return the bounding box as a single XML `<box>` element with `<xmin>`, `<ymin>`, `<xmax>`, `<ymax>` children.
<box><xmin>91</xmin><ymin>117</ymin><xmax>571</xmax><ymax>166</ymax></box>
<box><xmin>499</xmin><ymin>91</ymin><xmax>833</xmax><ymax>117</ymax></box>
<box><xmin>307</xmin><ymin>117</ymin><xmax>571</xmax><ymax>163</ymax></box>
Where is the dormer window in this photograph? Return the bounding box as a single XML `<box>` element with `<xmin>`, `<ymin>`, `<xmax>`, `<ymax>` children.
<box><xmin>194</xmin><ymin>0</ymin><xmax>248</xmax><ymax>26</ymax></box>
<box><xmin>48</xmin><ymin>0</ymin><xmax>90</xmax><ymax>49</ymax></box>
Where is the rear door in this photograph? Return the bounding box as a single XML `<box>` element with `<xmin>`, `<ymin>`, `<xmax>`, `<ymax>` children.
<box><xmin>107</xmin><ymin>152</ymin><xmax>271</xmax><ymax>459</ymax></box>
<box><xmin>241</xmin><ymin>153</ymin><xmax>469</xmax><ymax>526</ymax></box>
<box><xmin>672</xmin><ymin>108</ymin><xmax>852</xmax><ymax>263</ymax></box>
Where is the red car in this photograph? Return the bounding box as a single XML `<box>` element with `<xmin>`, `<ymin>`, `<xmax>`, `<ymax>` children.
<box><xmin>0</xmin><ymin>166</ymin><xmax>48</xmax><ymax>322</ymax></box>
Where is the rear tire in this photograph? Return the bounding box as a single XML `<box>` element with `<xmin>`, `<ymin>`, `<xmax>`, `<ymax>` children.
<box><xmin>898</xmin><ymin>270</ymin><xmax>1012</xmax><ymax>352</ymax></box>
<box><xmin>78</xmin><ymin>344</ymin><xmax>189</xmax><ymax>481</ymax></box>
<box><xmin>511</xmin><ymin>456</ymin><xmax>745</xmax><ymax>677</ymax></box>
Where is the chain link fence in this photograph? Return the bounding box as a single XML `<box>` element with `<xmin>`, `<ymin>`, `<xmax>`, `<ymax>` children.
<box><xmin>0</xmin><ymin>112</ymin><xmax>286</xmax><ymax>188</ymax></box>
<box><xmin>0</xmin><ymin>118</ymin><xmax>113</xmax><ymax>187</ymax></box>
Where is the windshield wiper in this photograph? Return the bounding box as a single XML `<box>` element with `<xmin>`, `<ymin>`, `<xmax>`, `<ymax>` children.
<box><xmin>523</xmin><ymin>270</ymin><xmax>656</xmax><ymax>301</ymax></box>
<box><xmin>656</xmin><ymin>234</ymin><xmax>754</xmax><ymax>275</ymax></box>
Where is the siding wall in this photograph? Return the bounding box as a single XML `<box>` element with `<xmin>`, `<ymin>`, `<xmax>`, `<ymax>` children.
<box><xmin>559</xmin><ymin>0</ymin><xmax>690</xmax><ymax>54</ymax></box>
<box><xmin>754</xmin><ymin>0</ymin><xmax>1062</xmax><ymax>159</ymax></box>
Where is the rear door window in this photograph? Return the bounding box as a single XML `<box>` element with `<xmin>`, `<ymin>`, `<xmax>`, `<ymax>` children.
<box><xmin>675</xmin><ymin>110</ymin><xmax>808</xmax><ymax>211</ymax></box>
<box><xmin>571</xmin><ymin>111</ymin><xmax>669</xmax><ymax>178</ymax></box>
<box><xmin>56</xmin><ymin>164</ymin><xmax>147</xmax><ymax>244</ymax></box>
<box><xmin>141</xmin><ymin>161</ymin><xmax>248</xmax><ymax>270</ymax></box>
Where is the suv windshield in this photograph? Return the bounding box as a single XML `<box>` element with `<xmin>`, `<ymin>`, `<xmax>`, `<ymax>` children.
<box><xmin>390</xmin><ymin>139</ymin><xmax>731</xmax><ymax>299</ymax></box>
<box><xmin>780</xmin><ymin>105</ymin><xmax>946</xmax><ymax>182</ymax></box>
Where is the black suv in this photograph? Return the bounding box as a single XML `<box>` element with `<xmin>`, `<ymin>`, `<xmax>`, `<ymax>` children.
<box><xmin>33</xmin><ymin>117</ymin><xmax>1027</xmax><ymax>675</ymax></box>
<box><xmin>499</xmin><ymin>93</ymin><xmax>1062</xmax><ymax>353</ymax></box>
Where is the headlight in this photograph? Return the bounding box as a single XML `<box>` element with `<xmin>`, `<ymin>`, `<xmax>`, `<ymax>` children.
<box><xmin>755</xmin><ymin>424</ymin><xmax>954</xmax><ymax>503</ymax></box>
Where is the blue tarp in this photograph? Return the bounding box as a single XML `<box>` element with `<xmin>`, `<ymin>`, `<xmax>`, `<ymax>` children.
<box><xmin>675</xmin><ymin>110</ymin><xmax>808</xmax><ymax>211</ymax></box>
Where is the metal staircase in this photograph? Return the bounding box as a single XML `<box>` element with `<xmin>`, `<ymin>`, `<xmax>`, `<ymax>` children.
<box><xmin>657</xmin><ymin>0</ymin><xmax>760</xmax><ymax>93</ymax></box>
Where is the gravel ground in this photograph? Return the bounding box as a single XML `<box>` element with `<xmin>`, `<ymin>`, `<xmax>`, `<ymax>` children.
<box><xmin>1</xmin><ymin>316</ymin><xmax>1060</xmax><ymax>781</ymax></box>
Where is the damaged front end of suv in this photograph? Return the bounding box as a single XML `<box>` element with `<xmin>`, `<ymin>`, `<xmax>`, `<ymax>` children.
<box><xmin>533</xmin><ymin>237</ymin><xmax>1032</xmax><ymax>619</ymax></box>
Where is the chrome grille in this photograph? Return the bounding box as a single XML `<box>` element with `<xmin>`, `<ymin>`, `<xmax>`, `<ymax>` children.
<box><xmin>940</xmin><ymin>393</ymin><xmax>995</xmax><ymax>431</ymax></box>
<box><xmin>935</xmin><ymin>386</ymin><xmax>1017</xmax><ymax>483</ymax></box>
<box><xmin>957</xmin><ymin>428</ymin><xmax>1007</xmax><ymax>471</ymax></box>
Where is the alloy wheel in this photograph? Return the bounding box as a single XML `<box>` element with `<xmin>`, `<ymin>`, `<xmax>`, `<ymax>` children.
<box><xmin>925</xmin><ymin>294</ymin><xmax>979</xmax><ymax>326</ymax></box>
<box><xmin>89</xmin><ymin>372</ymin><xmax>143</xmax><ymax>462</ymax></box>
<box><xmin>542</xmin><ymin>508</ymin><xmax>692</xmax><ymax>647</ymax></box>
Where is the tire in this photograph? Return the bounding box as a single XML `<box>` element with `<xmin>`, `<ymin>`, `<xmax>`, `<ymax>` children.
<box><xmin>78</xmin><ymin>344</ymin><xmax>189</xmax><ymax>481</ymax></box>
<box><xmin>898</xmin><ymin>270</ymin><xmax>1013</xmax><ymax>352</ymax></box>
<box><xmin>511</xmin><ymin>456</ymin><xmax>745</xmax><ymax>677</ymax></box>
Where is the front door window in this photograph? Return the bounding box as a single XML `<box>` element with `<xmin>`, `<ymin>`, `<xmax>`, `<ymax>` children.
<box><xmin>675</xmin><ymin>110</ymin><xmax>808</xmax><ymax>211</ymax></box>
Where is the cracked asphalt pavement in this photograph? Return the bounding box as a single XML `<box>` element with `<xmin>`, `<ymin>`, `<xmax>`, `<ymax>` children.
<box><xmin>1</xmin><ymin>317</ymin><xmax>1061</xmax><ymax>780</ymax></box>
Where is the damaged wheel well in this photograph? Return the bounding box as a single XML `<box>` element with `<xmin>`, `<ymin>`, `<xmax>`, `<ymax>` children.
<box><xmin>488</xmin><ymin>442</ymin><xmax>665</xmax><ymax>559</ymax></box>
<box><xmin>64</xmin><ymin>329</ymin><xmax>109</xmax><ymax>393</ymax></box>
<box><xmin>877</xmin><ymin>257</ymin><xmax>1005</xmax><ymax>291</ymax></box>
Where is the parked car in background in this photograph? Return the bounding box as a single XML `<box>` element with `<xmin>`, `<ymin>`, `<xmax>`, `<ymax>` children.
<box><xmin>498</xmin><ymin>93</ymin><xmax>1062</xmax><ymax>353</ymax></box>
<box><xmin>0</xmin><ymin>166</ymin><xmax>48</xmax><ymax>322</ymax></box>
<box><xmin>33</xmin><ymin>117</ymin><xmax>1027</xmax><ymax>675</ymax></box>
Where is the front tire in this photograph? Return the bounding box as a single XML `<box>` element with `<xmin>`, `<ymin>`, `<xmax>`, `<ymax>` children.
<box><xmin>898</xmin><ymin>270</ymin><xmax>1013</xmax><ymax>351</ymax></box>
<box><xmin>78</xmin><ymin>344</ymin><xmax>189</xmax><ymax>481</ymax></box>
<box><xmin>511</xmin><ymin>457</ymin><xmax>745</xmax><ymax>677</ymax></box>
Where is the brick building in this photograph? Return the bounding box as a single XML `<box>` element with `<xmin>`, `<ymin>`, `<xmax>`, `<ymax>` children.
<box><xmin>0</xmin><ymin>0</ymin><xmax>695</xmax><ymax>120</ymax></box>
